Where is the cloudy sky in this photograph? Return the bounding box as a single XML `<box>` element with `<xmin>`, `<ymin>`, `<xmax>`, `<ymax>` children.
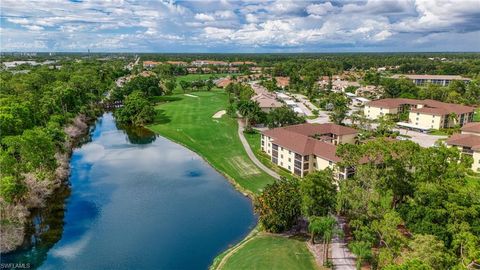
<box><xmin>1</xmin><ymin>0</ymin><xmax>480</xmax><ymax>52</ymax></box>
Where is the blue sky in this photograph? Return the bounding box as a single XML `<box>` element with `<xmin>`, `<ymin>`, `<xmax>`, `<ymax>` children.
<box><xmin>1</xmin><ymin>0</ymin><xmax>480</xmax><ymax>52</ymax></box>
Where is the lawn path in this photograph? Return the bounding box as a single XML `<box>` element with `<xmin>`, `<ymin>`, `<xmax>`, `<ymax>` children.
<box><xmin>331</xmin><ymin>216</ymin><xmax>356</xmax><ymax>270</ymax></box>
<box><xmin>237</xmin><ymin>119</ymin><xmax>280</xmax><ymax>180</ymax></box>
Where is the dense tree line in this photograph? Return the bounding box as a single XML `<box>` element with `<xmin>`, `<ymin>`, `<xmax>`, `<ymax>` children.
<box><xmin>0</xmin><ymin>60</ymin><xmax>125</xmax><ymax>203</ymax></box>
<box><xmin>336</xmin><ymin>139</ymin><xmax>480</xmax><ymax>269</ymax></box>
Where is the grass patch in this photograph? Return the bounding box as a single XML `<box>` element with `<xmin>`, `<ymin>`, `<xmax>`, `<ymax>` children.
<box><xmin>148</xmin><ymin>90</ymin><xmax>274</xmax><ymax>194</ymax></box>
<box><xmin>243</xmin><ymin>131</ymin><xmax>298</xmax><ymax>179</ymax></box>
<box><xmin>428</xmin><ymin>128</ymin><xmax>459</xmax><ymax>136</ymax></box>
<box><xmin>220</xmin><ymin>234</ymin><xmax>318</xmax><ymax>270</ymax></box>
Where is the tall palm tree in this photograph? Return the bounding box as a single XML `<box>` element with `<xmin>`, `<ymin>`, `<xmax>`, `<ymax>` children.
<box><xmin>238</xmin><ymin>100</ymin><xmax>261</xmax><ymax>130</ymax></box>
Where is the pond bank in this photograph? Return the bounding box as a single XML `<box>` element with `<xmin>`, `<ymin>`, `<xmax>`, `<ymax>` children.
<box><xmin>0</xmin><ymin>115</ymin><xmax>92</xmax><ymax>253</ymax></box>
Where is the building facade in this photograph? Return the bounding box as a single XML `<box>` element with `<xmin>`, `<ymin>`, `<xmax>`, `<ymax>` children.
<box><xmin>391</xmin><ymin>74</ymin><xmax>471</xmax><ymax>86</ymax></box>
<box><xmin>261</xmin><ymin>123</ymin><xmax>358</xmax><ymax>179</ymax></box>
<box><xmin>365</xmin><ymin>98</ymin><xmax>474</xmax><ymax>131</ymax></box>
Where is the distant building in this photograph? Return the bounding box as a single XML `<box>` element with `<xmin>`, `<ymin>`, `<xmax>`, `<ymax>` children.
<box><xmin>229</xmin><ymin>61</ymin><xmax>256</xmax><ymax>66</ymax></box>
<box><xmin>275</xmin><ymin>77</ymin><xmax>290</xmax><ymax>89</ymax></box>
<box><xmin>365</xmin><ymin>98</ymin><xmax>474</xmax><ymax>131</ymax></box>
<box><xmin>165</xmin><ymin>61</ymin><xmax>188</xmax><ymax>66</ymax></box>
<box><xmin>191</xmin><ymin>60</ymin><xmax>228</xmax><ymax>66</ymax></box>
<box><xmin>143</xmin><ymin>61</ymin><xmax>161</xmax><ymax>68</ymax></box>
<box><xmin>261</xmin><ymin>123</ymin><xmax>359</xmax><ymax>178</ymax></box>
<box><xmin>391</xmin><ymin>74</ymin><xmax>471</xmax><ymax>86</ymax></box>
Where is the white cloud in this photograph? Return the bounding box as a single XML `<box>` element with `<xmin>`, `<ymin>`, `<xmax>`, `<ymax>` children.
<box><xmin>194</xmin><ymin>13</ymin><xmax>215</xmax><ymax>21</ymax></box>
<box><xmin>1</xmin><ymin>0</ymin><xmax>479</xmax><ymax>52</ymax></box>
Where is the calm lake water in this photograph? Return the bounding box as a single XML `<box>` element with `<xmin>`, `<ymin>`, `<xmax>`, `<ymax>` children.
<box><xmin>2</xmin><ymin>113</ymin><xmax>256</xmax><ymax>269</ymax></box>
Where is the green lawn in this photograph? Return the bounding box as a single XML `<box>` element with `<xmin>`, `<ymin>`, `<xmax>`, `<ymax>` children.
<box><xmin>244</xmin><ymin>131</ymin><xmax>298</xmax><ymax>179</ymax></box>
<box><xmin>148</xmin><ymin>90</ymin><xmax>274</xmax><ymax>194</ymax></box>
<box><xmin>220</xmin><ymin>234</ymin><xmax>318</xmax><ymax>270</ymax></box>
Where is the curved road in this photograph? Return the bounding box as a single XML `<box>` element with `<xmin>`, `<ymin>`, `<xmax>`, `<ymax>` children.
<box><xmin>237</xmin><ymin>119</ymin><xmax>280</xmax><ymax>180</ymax></box>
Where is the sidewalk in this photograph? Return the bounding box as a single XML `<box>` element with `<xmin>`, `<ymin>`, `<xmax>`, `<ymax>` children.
<box><xmin>237</xmin><ymin>119</ymin><xmax>280</xmax><ymax>180</ymax></box>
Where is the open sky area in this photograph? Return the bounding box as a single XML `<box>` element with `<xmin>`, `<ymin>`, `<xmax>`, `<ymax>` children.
<box><xmin>1</xmin><ymin>0</ymin><xmax>480</xmax><ymax>52</ymax></box>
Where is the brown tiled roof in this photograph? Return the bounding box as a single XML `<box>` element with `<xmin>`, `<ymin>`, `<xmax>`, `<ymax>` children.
<box><xmin>446</xmin><ymin>133</ymin><xmax>480</xmax><ymax>148</ymax></box>
<box><xmin>366</xmin><ymin>98</ymin><xmax>419</xmax><ymax>108</ymax></box>
<box><xmin>252</xmin><ymin>94</ymin><xmax>283</xmax><ymax>109</ymax></box>
<box><xmin>367</xmin><ymin>98</ymin><xmax>474</xmax><ymax>115</ymax></box>
<box><xmin>461</xmin><ymin>122</ymin><xmax>480</xmax><ymax>133</ymax></box>
<box><xmin>262</xmin><ymin>123</ymin><xmax>358</xmax><ymax>161</ymax></box>
<box><xmin>281</xmin><ymin>123</ymin><xmax>358</xmax><ymax>136</ymax></box>
<box><xmin>275</xmin><ymin>77</ymin><xmax>290</xmax><ymax>87</ymax></box>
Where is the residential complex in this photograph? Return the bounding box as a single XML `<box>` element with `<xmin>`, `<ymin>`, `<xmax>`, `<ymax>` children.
<box><xmin>364</xmin><ymin>98</ymin><xmax>474</xmax><ymax>131</ymax></box>
<box><xmin>446</xmin><ymin>122</ymin><xmax>480</xmax><ymax>171</ymax></box>
<box><xmin>261</xmin><ymin>123</ymin><xmax>358</xmax><ymax>179</ymax></box>
<box><xmin>391</xmin><ymin>74</ymin><xmax>471</xmax><ymax>86</ymax></box>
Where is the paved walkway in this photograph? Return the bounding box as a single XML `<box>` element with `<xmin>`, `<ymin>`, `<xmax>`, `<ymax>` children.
<box><xmin>331</xmin><ymin>216</ymin><xmax>356</xmax><ymax>270</ymax></box>
<box><xmin>237</xmin><ymin>119</ymin><xmax>280</xmax><ymax>180</ymax></box>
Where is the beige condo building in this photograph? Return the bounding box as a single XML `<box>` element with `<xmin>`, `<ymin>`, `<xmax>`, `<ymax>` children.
<box><xmin>446</xmin><ymin>122</ymin><xmax>480</xmax><ymax>171</ymax></box>
<box><xmin>261</xmin><ymin>123</ymin><xmax>358</xmax><ymax>179</ymax></box>
<box><xmin>364</xmin><ymin>98</ymin><xmax>474</xmax><ymax>131</ymax></box>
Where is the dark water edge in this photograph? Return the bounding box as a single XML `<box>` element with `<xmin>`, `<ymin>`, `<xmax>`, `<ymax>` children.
<box><xmin>1</xmin><ymin>113</ymin><xmax>256</xmax><ymax>270</ymax></box>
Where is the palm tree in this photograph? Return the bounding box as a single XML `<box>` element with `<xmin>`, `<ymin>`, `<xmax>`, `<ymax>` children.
<box><xmin>447</xmin><ymin>112</ymin><xmax>458</xmax><ymax>128</ymax></box>
<box><xmin>308</xmin><ymin>216</ymin><xmax>336</xmax><ymax>264</ymax></box>
<box><xmin>238</xmin><ymin>100</ymin><xmax>261</xmax><ymax>131</ymax></box>
<box><xmin>349</xmin><ymin>241</ymin><xmax>372</xmax><ymax>270</ymax></box>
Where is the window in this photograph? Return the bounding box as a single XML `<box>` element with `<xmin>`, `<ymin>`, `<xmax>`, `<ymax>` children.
<box><xmin>417</xmin><ymin>113</ymin><xmax>419</xmax><ymax>116</ymax></box>
<box><xmin>288</xmin><ymin>166</ymin><xmax>291</xmax><ymax>170</ymax></box>
<box><xmin>280</xmin><ymin>154</ymin><xmax>283</xmax><ymax>158</ymax></box>
<box><xmin>288</xmin><ymin>158</ymin><xmax>291</xmax><ymax>162</ymax></box>
<box><xmin>280</xmin><ymin>162</ymin><xmax>283</xmax><ymax>166</ymax></box>
<box><xmin>329</xmin><ymin>161</ymin><xmax>333</xmax><ymax>165</ymax></box>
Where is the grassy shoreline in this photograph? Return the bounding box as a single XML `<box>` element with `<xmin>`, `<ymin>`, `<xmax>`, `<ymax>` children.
<box><xmin>148</xmin><ymin>89</ymin><xmax>317</xmax><ymax>270</ymax></box>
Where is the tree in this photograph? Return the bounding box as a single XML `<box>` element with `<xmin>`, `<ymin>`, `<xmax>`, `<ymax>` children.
<box><xmin>308</xmin><ymin>216</ymin><xmax>336</xmax><ymax>264</ymax></box>
<box><xmin>179</xmin><ymin>80</ymin><xmax>190</xmax><ymax>93</ymax></box>
<box><xmin>349</xmin><ymin>241</ymin><xmax>372</xmax><ymax>270</ymax></box>
<box><xmin>300</xmin><ymin>170</ymin><xmax>337</xmax><ymax>217</ymax></box>
<box><xmin>403</xmin><ymin>234</ymin><xmax>450</xmax><ymax>269</ymax></box>
<box><xmin>114</xmin><ymin>91</ymin><xmax>155</xmax><ymax>126</ymax></box>
<box><xmin>237</xmin><ymin>100</ymin><xmax>262</xmax><ymax>131</ymax></box>
<box><xmin>327</xmin><ymin>93</ymin><xmax>349</xmax><ymax>124</ymax></box>
<box><xmin>254</xmin><ymin>178</ymin><xmax>301</xmax><ymax>233</ymax></box>
<box><xmin>206</xmin><ymin>79</ymin><xmax>214</xmax><ymax>91</ymax></box>
<box><xmin>266</xmin><ymin>106</ymin><xmax>305</xmax><ymax>128</ymax></box>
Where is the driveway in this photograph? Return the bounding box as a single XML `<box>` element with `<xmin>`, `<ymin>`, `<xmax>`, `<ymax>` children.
<box><xmin>394</xmin><ymin>128</ymin><xmax>447</xmax><ymax>147</ymax></box>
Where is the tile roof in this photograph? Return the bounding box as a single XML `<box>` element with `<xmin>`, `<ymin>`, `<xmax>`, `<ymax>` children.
<box><xmin>262</xmin><ymin>123</ymin><xmax>358</xmax><ymax>162</ymax></box>
<box><xmin>461</xmin><ymin>122</ymin><xmax>480</xmax><ymax>133</ymax></box>
<box><xmin>446</xmin><ymin>133</ymin><xmax>480</xmax><ymax>148</ymax></box>
<box><xmin>367</xmin><ymin>98</ymin><xmax>474</xmax><ymax>115</ymax></box>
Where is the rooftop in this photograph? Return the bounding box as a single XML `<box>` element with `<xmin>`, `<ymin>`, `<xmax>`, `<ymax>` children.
<box><xmin>367</xmin><ymin>98</ymin><xmax>474</xmax><ymax>115</ymax></box>
<box><xmin>262</xmin><ymin>123</ymin><xmax>358</xmax><ymax>161</ymax></box>
<box><xmin>461</xmin><ymin>122</ymin><xmax>480</xmax><ymax>134</ymax></box>
<box><xmin>446</xmin><ymin>133</ymin><xmax>480</xmax><ymax>149</ymax></box>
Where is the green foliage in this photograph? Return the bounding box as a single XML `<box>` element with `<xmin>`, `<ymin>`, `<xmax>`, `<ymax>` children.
<box><xmin>114</xmin><ymin>91</ymin><xmax>155</xmax><ymax>126</ymax></box>
<box><xmin>326</xmin><ymin>93</ymin><xmax>349</xmax><ymax>124</ymax></box>
<box><xmin>336</xmin><ymin>138</ymin><xmax>480</xmax><ymax>268</ymax></box>
<box><xmin>300</xmin><ymin>170</ymin><xmax>337</xmax><ymax>217</ymax></box>
<box><xmin>349</xmin><ymin>241</ymin><xmax>372</xmax><ymax>270</ymax></box>
<box><xmin>266</xmin><ymin>106</ymin><xmax>305</xmax><ymax>128</ymax></box>
<box><xmin>0</xmin><ymin>176</ymin><xmax>26</xmax><ymax>203</ymax></box>
<box><xmin>254</xmin><ymin>178</ymin><xmax>301</xmax><ymax>233</ymax></box>
<box><xmin>237</xmin><ymin>100</ymin><xmax>264</xmax><ymax>129</ymax></box>
<box><xmin>120</xmin><ymin>75</ymin><xmax>163</xmax><ymax>98</ymax></box>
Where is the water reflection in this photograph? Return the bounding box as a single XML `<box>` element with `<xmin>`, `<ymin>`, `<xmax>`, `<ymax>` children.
<box><xmin>117</xmin><ymin>123</ymin><xmax>157</xmax><ymax>145</ymax></box>
<box><xmin>1</xmin><ymin>113</ymin><xmax>256</xmax><ymax>270</ymax></box>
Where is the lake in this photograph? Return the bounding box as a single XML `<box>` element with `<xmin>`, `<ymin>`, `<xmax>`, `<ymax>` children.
<box><xmin>2</xmin><ymin>113</ymin><xmax>256</xmax><ymax>269</ymax></box>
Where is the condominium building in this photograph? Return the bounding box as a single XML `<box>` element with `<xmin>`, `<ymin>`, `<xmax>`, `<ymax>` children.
<box><xmin>364</xmin><ymin>98</ymin><xmax>474</xmax><ymax>131</ymax></box>
<box><xmin>391</xmin><ymin>74</ymin><xmax>471</xmax><ymax>86</ymax></box>
<box><xmin>261</xmin><ymin>123</ymin><xmax>358</xmax><ymax>179</ymax></box>
<box><xmin>446</xmin><ymin>122</ymin><xmax>480</xmax><ymax>171</ymax></box>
